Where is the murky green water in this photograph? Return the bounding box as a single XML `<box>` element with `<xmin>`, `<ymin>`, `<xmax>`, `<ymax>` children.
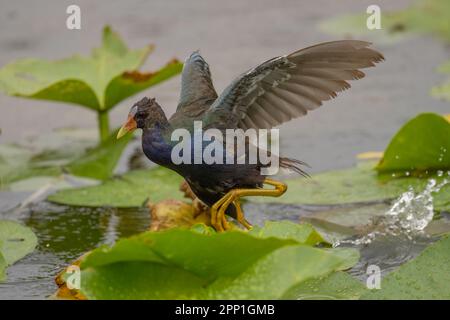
<box><xmin>0</xmin><ymin>202</ymin><xmax>151</xmax><ymax>299</ymax></box>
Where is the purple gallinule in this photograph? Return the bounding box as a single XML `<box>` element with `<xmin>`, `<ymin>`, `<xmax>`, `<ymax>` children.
<box><xmin>117</xmin><ymin>40</ymin><xmax>383</xmax><ymax>231</ymax></box>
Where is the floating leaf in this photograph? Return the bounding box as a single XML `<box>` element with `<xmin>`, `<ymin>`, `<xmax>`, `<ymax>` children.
<box><xmin>363</xmin><ymin>234</ymin><xmax>450</xmax><ymax>299</ymax></box>
<box><xmin>283</xmin><ymin>271</ymin><xmax>365</xmax><ymax>300</ymax></box>
<box><xmin>200</xmin><ymin>245</ymin><xmax>352</xmax><ymax>300</ymax></box>
<box><xmin>255</xmin><ymin>163</ymin><xmax>450</xmax><ymax>212</ymax></box>
<box><xmin>284</xmin><ymin>234</ymin><xmax>450</xmax><ymax>300</ymax></box>
<box><xmin>65</xmin><ymin>223</ymin><xmax>358</xmax><ymax>299</ymax></box>
<box><xmin>81</xmin><ymin>229</ymin><xmax>294</xmax><ymax>275</ymax></box>
<box><xmin>0</xmin><ymin>220</ymin><xmax>38</xmax><ymax>281</ymax></box>
<box><xmin>0</xmin><ymin>144</ymin><xmax>35</xmax><ymax>184</ymax></box>
<box><xmin>48</xmin><ymin>166</ymin><xmax>184</xmax><ymax>208</ymax></box>
<box><xmin>0</xmin><ymin>128</ymin><xmax>132</xmax><ymax>193</ymax></box>
<box><xmin>65</xmin><ymin>128</ymin><xmax>133</xmax><ymax>180</ymax></box>
<box><xmin>249</xmin><ymin>220</ymin><xmax>327</xmax><ymax>246</ymax></box>
<box><xmin>377</xmin><ymin>113</ymin><xmax>450</xmax><ymax>175</ymax></box>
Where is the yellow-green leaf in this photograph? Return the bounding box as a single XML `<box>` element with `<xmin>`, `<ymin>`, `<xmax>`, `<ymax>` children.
<box><xmin>0</xmin><ymin>26</ymin><xmax>180</xmax><ymax>111</ymax></box>
<box><xmin>377</xmin><ymin>113</ymin><xmax>450</xmax><ymax>175</ymax></box>
<box><xmin>0</xmin><ymin>220</ymin><xmax>37</xmax><ymax>281</ymax></box>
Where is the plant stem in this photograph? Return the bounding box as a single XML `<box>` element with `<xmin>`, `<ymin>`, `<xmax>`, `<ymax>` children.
<box><xmin>97</xmin><ymin>111</ymin><xmax>110</xmax><ymax>142</ymax></box>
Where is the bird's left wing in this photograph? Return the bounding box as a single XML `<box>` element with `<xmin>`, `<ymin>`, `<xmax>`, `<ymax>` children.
<box><xmin>169</xmin><ymin>51</ymin><xmax>218</xmax><ymax>128</ymax></box>
<box><xmin>203</xmin><ymin>40</ymin><xmax>384</xmax><ymax>130</ymax></box>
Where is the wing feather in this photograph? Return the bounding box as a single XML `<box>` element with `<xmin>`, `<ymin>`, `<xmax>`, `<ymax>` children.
<box><xmin>169</xmin><ymin>51</ymin><xmax>217</xmax><ymax>128</ymax></box>
<box><xmin>204</xmin><ymin>40</ymin><xmax>383</xmax><ymax>130</ymax></box>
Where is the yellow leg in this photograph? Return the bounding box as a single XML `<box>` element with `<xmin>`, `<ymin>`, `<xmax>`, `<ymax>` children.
<box><xmin>234</xmin><ymin>200</ymin><xmax>252</xmax><ymax>230</ymax></box>
<box><xmin>210</xmin><ymin>192</ymin><xmax>233</xmax><ymax>232</ymax></box>
<box><xmin>210</xmin><ymin>179</ymin><xmax>287</xmax><ymax>232</ymax></box>
<box><xmin>217</xmin><ymin>195</ymin><xmax>234</xmax><ymax>231</ymax></box>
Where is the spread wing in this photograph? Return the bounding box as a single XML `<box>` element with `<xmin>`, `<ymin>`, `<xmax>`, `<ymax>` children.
<box><xmin>169</xmin><ymin>51</ymin><xmax>218</xmax><ymax>128</ymax></box>
<box><xmin>203</xmin><ymin>41</ymin><xmax>384</xmax><ymax>130</ymax></box>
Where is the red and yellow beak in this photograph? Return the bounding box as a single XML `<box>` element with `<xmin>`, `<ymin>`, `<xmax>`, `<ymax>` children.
<box><xmin>117</xmin><ymin>115</ymin><xmax>137</xmax><ymax>139</ymax></box>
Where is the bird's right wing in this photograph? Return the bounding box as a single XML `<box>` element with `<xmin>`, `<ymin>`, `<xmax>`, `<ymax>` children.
<box><xmin>203</xmin><ymin>40</ymin><xmax>384</xmax><ymax>131</ymax></box>
<box><xmin>169</xmin><ymin>51</ymin><xmax>218</xmax><ymax>128</ymax></box>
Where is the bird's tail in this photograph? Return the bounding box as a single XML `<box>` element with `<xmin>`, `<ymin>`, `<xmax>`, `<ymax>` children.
<box><xmin>279</xmin><ymin>157</ymin><xmax>310</xmax><ymax>178</ymax></box>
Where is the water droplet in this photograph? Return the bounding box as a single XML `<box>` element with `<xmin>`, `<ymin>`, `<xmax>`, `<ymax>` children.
<box><xmin>336</xmin><ymin>178</ymin><xmax>449</xmax><ymax>247</ymax></box>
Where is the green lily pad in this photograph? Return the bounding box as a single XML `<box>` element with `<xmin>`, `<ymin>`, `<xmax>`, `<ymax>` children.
<box><xmin>236</xmin><ymin>222</ymin><xmax>358</xmax><ymax>271</ymax></box>
<box><xmin>0</xmin><ymin>129</ymin><xmax>97</xmax><ymax>186</ymax></box>
<box><xmin>200</xmin><ymin>245</ymin><xmax>353</xmax><ymax>300</ymax></box>
<box><xmin>255</xmin><ymin>163</ymin><xmax>450</xmax><ymax>212</ymax></box>
<box><xmin>377</xmin><ymin>113</ymin><xmax>450</xmax><ymax>175</ymax></box>
<box><xmin>68</xmin><ymin>223</ymin><xmax>358</xmax><ymax>299</ymax></box>
<box><xmin>65</xmin><ymin>128</ymin><xmax>133</xmax><ymax>180</ymax></box>
<box><xmin>48</xmin><ymin>166</ymin><xmax>184</xmax><ymax>208</ymax></box>
<box><xmin>362</xmin><ymin>234</ymin><xmax>450</xmax><ymax>299</ymax></box>
<box><xmin>0</xmin><ymin>144</ymin><xmax>35</xmax><ymax>183</ymax></box>
<box><xmin>81</xmin><ymin>229</ymin><xmax>295</xmax><ymax>276</ymax></box>
<box><xmin>283</xmin><ymin>271</ymin><xmax>365</xmax><ymax>300</ymax></box>
<box><xmin>8</xmin><ymin>175</ymin><xmax>98</xmax><ymax>193</ymax></box>
<box><xmin>290</xmin><ymin>233</ymin><xmax>450</xmax><ymax>299</ymax></box>
<box><xmin>249</xmin><ymin>220</ymin><xmax>327</xmax><ymax>246</ymax></box>
<box><xmin>0</xmin><ymin>220</ymin><xmax>38</xmax><ymax>281</ymax></box>
<box><xmin>1</xmin><ymin>128</ymin><xmax>132</xmax><ymax>191</ymax></box>
<box><xmin>0</xmin><ymin>26</ymin><xmax>182</xmax><ymax>111</ymax></box>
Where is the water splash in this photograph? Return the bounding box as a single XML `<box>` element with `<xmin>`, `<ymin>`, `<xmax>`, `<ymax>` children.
<box><xmin>386</xmin><ymin>178</ymin><xmax>442</xmax><ymax>232</ymax></box>
<box><xmin>336</xmin><ymin>174</ymin><xmax>449</xmax><ymax>246</ymax></box>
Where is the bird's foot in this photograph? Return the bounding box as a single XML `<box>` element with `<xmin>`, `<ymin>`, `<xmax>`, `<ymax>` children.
<box><xmin>210</xmin><ymin>192</ymin><xmax>233</xmax><ymax>232</ymax></box>
<box><xmin>233</xmin><ymin>200</ymin><xmax>253</xmax><ymax>230</ymax></box>
<box><xmin>210</xmin><ymin>193</ymin><xmax>251</xmax><ymax>232</ymax></box>
<box><xmin>210</xmin><ymin>179</ymin><xmax>287</xmax><ymax>232</ymax></box>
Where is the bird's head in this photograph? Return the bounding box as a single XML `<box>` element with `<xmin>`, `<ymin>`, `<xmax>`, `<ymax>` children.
<box><xmin>117</xmin><ymin>97</ymin><xmax>164</xmax><ymax>139</ymax></box>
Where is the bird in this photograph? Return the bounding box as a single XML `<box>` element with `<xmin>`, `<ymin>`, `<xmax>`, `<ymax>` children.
<box><xmin>117</xmin><ymin>40</ymin><xmax>384</xmax><ymax>232</ymax></box>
